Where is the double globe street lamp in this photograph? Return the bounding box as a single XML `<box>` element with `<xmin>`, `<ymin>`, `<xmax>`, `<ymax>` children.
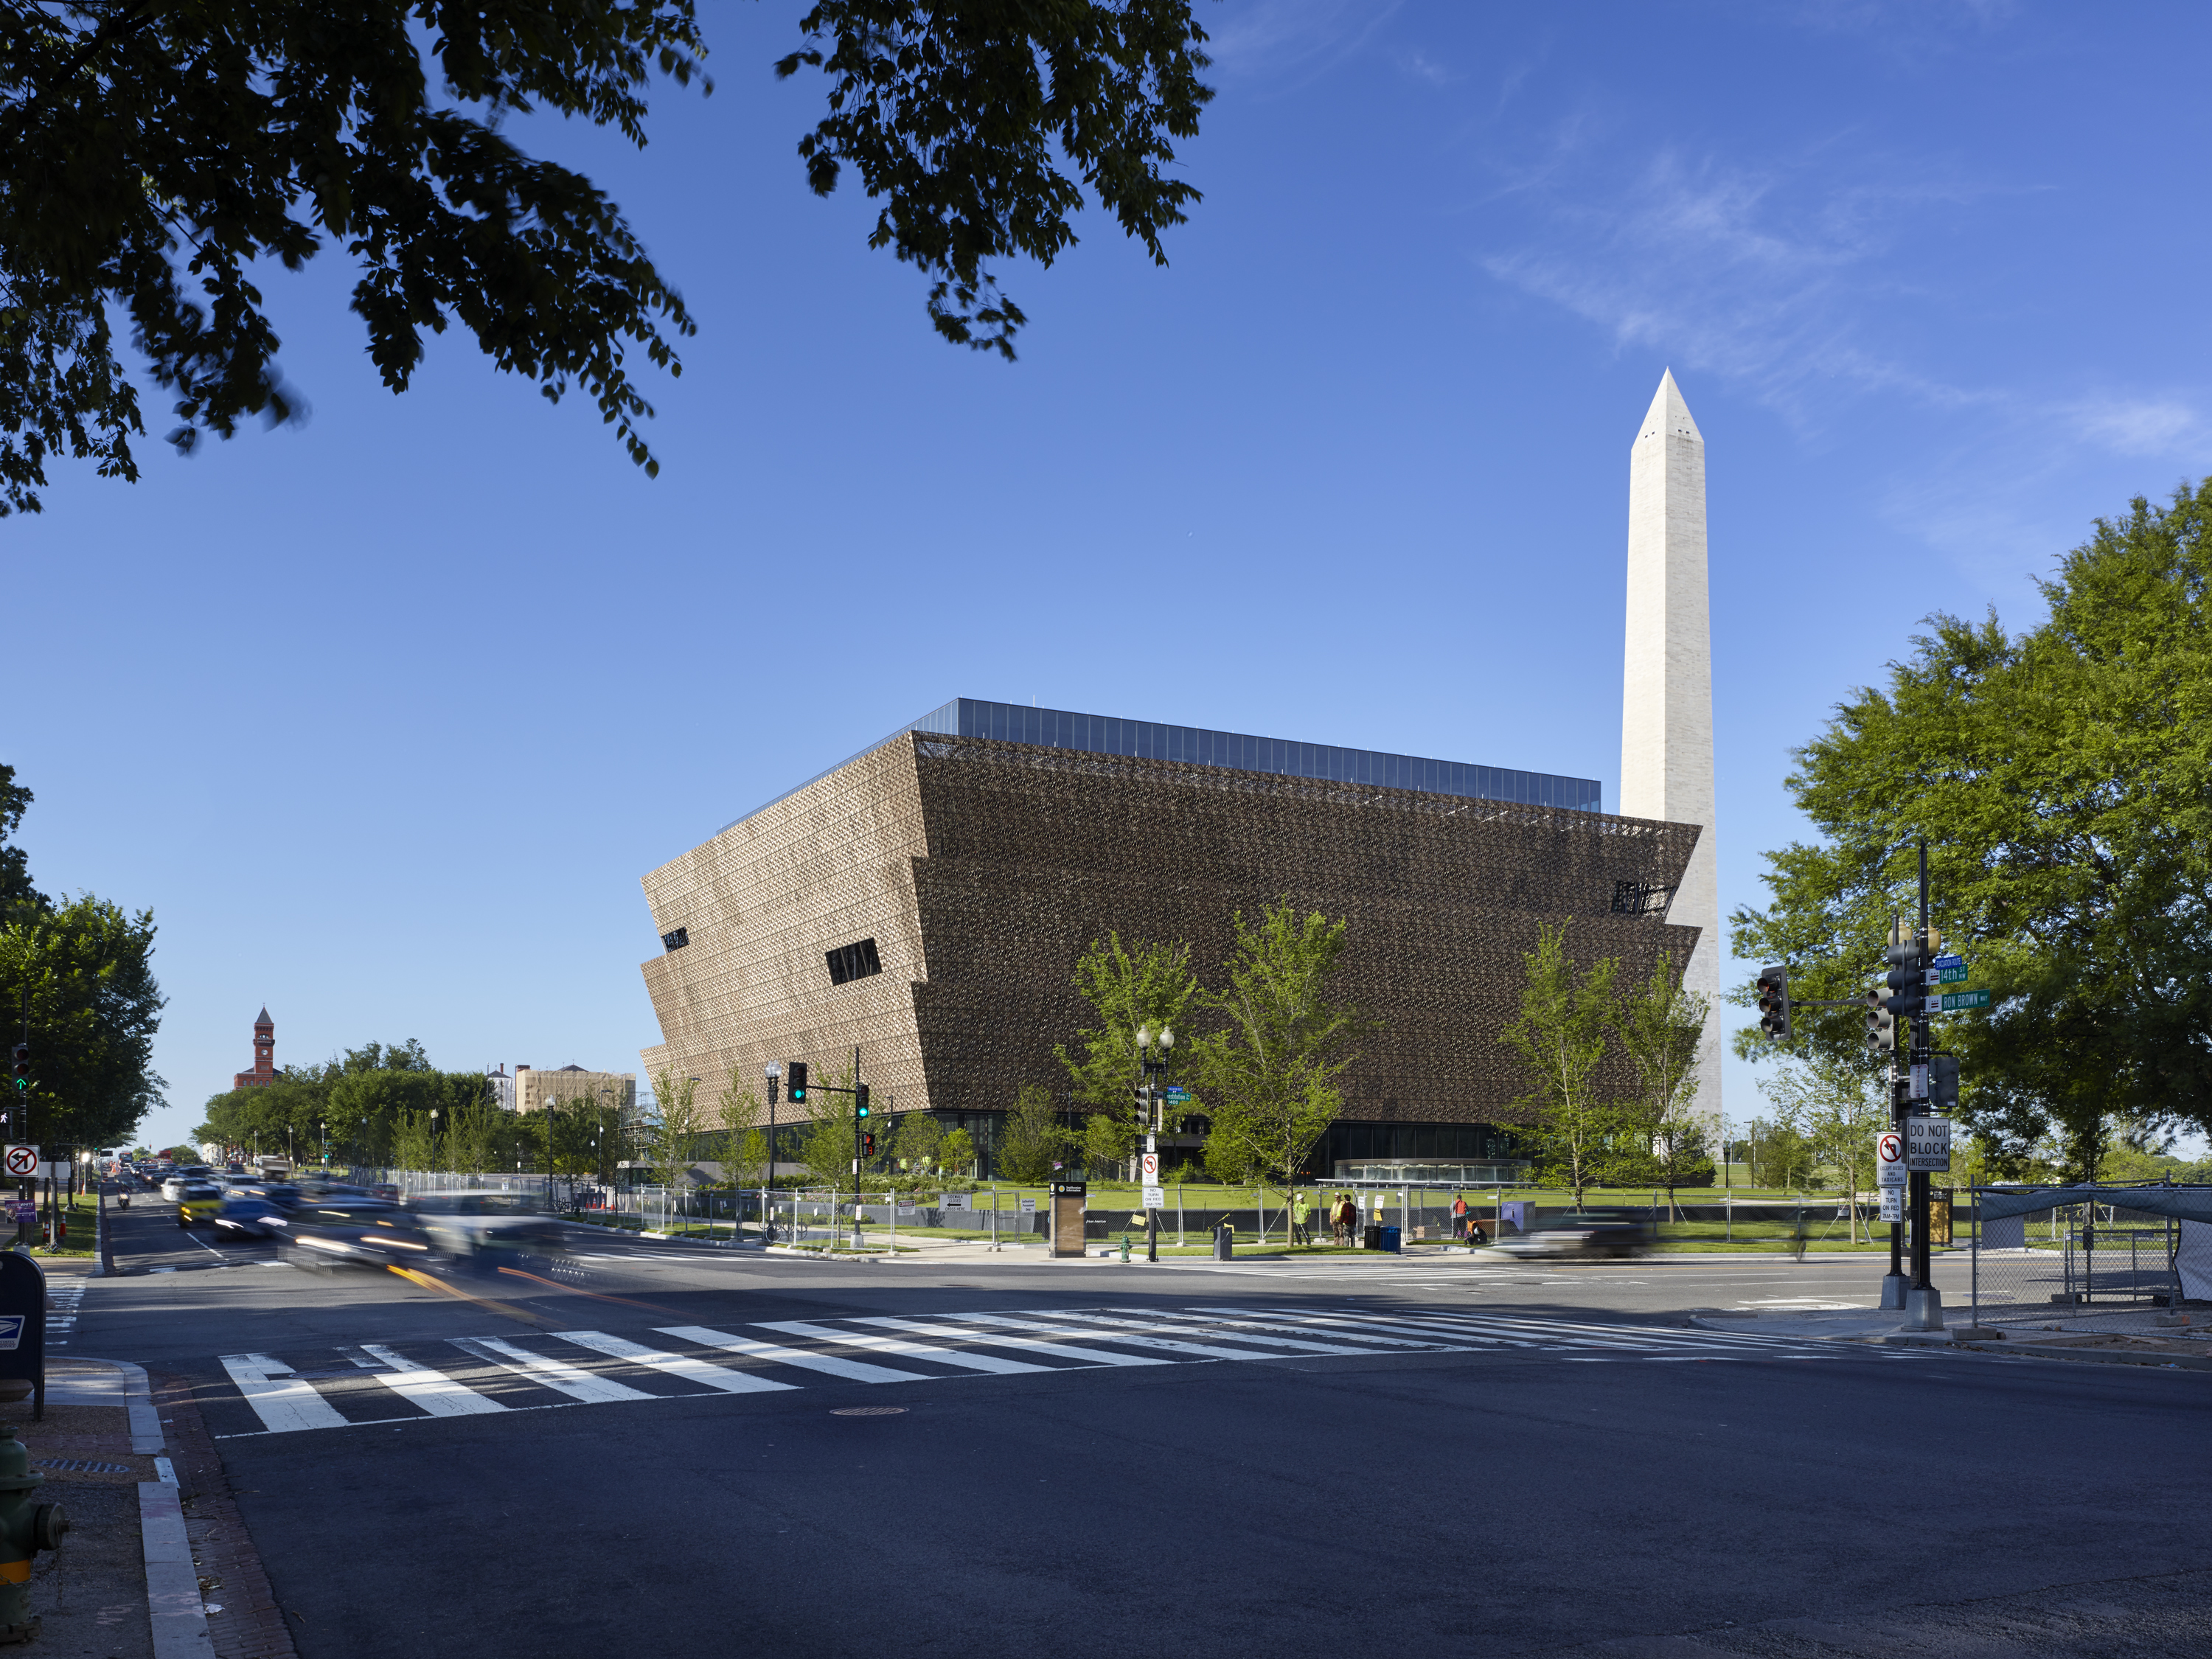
<box><xmin>1133</xmin><ymin>1026</ymin><xmax>1174</xmax><ymax>1264</ymax></box>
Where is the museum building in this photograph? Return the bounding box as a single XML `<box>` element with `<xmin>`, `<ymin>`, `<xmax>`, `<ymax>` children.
<box><xmin>635</xmin><ymin>697</ymin><xmax>1703</xmax><ymax>1179</ymax></box>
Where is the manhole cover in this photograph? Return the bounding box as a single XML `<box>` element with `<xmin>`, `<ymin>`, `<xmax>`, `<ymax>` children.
<box><xmin>40</xmin><ymin>1459</ymin><xmax>133</xmax><ymax>1473</ymax></box>
<box><xmin>830</xmin><ymin>1406</ymin><xmax>907</xmax><ymax>1417</ymax></box>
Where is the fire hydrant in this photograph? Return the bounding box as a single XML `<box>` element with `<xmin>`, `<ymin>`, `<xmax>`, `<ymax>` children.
<box><xmin>0</xmin><ymin>1424</ymin><xmax>66</xmax><ymax>1642</ymax></box>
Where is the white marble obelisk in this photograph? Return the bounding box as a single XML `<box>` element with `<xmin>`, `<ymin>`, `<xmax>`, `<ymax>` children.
<box><xmin>1621</xmin><ymin>369</ymin><xmax>1721</xmax><ymax>1133</ymax></box>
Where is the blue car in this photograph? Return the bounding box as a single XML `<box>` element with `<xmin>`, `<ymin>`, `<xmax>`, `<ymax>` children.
<box><xmin>212</xmin><ymin>1197</ymin><xmax>293</xmax><ymax>1241</ymax></box>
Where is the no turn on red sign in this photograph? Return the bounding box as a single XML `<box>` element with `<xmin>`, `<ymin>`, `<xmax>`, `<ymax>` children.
<box><xmin>1876</xmin><ymin>1130</ymin><xmax>1907</xmax><ymax>1189</ymax></box>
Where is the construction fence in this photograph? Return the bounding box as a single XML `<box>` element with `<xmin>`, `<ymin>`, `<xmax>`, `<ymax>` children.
<box><xmin>1967</xmin><ymin>1183</ymin><xmax>2212</xmax><ymax>1332</ymax></box>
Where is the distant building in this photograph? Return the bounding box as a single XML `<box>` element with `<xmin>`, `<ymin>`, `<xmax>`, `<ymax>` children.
<box><xmin>232</xmin><ymin>1008</ymin><xmax>276</xmax><ymax>1091</ymax></box>
<box><xmin>513</xmin><ymin>1064</ymin><xmax>636</xmax><ymax>1117</ymax></box>
<box><xmin>487</xmin><ymin>1065</ymin><xmax>516</xmax><ymax>1111</ymax></box>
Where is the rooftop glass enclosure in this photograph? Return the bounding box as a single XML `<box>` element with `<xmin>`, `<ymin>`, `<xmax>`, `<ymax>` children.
<box><xmin>720</xmin><ymin>696</ymin><xmax>1601</xmax><ymax>835</ymax></box>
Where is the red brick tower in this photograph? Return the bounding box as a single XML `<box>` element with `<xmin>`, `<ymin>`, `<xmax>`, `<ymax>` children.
<box><xmin>234</xmin><ymin>1007</ymin><xmax>276</xmax><ymax>1090</ymax></box>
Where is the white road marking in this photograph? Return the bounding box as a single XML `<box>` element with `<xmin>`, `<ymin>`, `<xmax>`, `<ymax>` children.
<box><xmin>658</xmin><ymin>1326</ymin><xmax>935</xmax><ymax>1385</ymax></box>
<box><xmin>448</xmin><ymin>1336</ymin><xmax>657</xmax><ymax>1403</ymax></box>
<box><xmin>556</xmin><ymin>1331</ymin><xmax>796</xmax><ymax>1394</ymax></box>
<box><xmin>218</xmin><ymin>1354</ymin><xmax>352</xmax><ymax>1433</ymax></box>
<box><xmin>754</xmin><ymin>1320</ymin><xmax>1051</xmax><ymax>1375</ymax></box>
<box><xmin>357</xmin><ymin>1344</ymin><xmax>509</xmax><ymax>1416</ymax></box>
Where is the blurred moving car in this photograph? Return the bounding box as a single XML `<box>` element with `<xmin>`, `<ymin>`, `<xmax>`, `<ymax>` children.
<box><xmin>282</xmin><ymin>1200</ymin><xmax>439</xmax><ymax>1272</ymax></box>
<box><xmin>404</xmin><ymin>1192</ymin><xmax>566</xmax><ymax>1261</ymax></box>
<box><xmin>159</xmin><ymin>1177</ymin><xmax>191</xmax><ymax>1203</ymax></box>
<box><xmin>1489</xmin><ymin>1210</ymin><xmax>1652</xmax><ymax>1261</ymax></box>
<box><xmin>369</xmin><ymin>1183</ymin><xmax>400</xmax><ymax>1203</ymax></box>
<box><xmin>175</xmin><ymin>1183</ymin><xmax>225</xmax><ymax>1228</ymax></box>
<box><xmin>227</xmin><ymin>1181</ymin><xmax>301</xmax><ymax>1208</ymax></box>
<box><xmin>212</xmin><ymin>1197</ymin><xmax>292</xmax><ymax>1240</ymax></box>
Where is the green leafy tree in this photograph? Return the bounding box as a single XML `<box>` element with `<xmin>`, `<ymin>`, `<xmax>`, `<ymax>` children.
<box><xmin>995</xmin><ymin>1083</ymin><xmax>1071</xmax><ymax>1186</ymax></box>
<box><xmin>939</xmin><ymin>1126</ymin><xmax>975</xmax><ymax>1180</ymax></box>
<box><xmin>1</xmin><ymin>892</ymin><xmax>164</xmax><ymax>1149</ymax></box>
<box><xmin>891</xmin><ymin>1111</ymin><xmax>944</xmax><ymax>1178</ymax></box>
<box><xmin>1500</xmin><ymin>922</ymin><xmax>1631</xmax><ymax>1207</ymax></box>
<box><xmin>1054</xmin><ymin>933</ymin><xmax>1200</xmax><ymax>1117</ymax></box>
<box><xmin>1081</xmin><ymin>1112</ymin><xmax>1133</xmax><ymax>1180</ymax></box>
<box><xmin>1757</xmin><ymin>1054</ymin><xmax>1885</xmax><ymax>1240</ymax></box>
<box><xmin>647</xmin><ymin>1068</ymin><xmax>709</xmax><ymax>1198</ymax></box>
<box><xmin>1731</xmin><ymin>479</ymin><xmax>2212</xmax><ymax>1180</ymax></box>
<box><xmin>1186</xmin><ymin>902</ymin><xmax>1368</xmax><ymax>1197</ymax></box>
<box><xmin>0</xmin><ymin>765</ymin><xmax>46</xmax><ymax>913</ymax></box>
<box><xmin>391</xmin><ymin>1109</ymin><xmax>435</xmax><ymax>1173</ymax></box>
<box><xmin>715</xmin><ymin>1068</ymin><xmax>761</xmax><ymax>1175</ymax></box>
<box><xmin>1610</xmin><ymin>950</ymin><xmax>1713</xmax><ymax>1216</ymax></box>
<box><xmin>0</xmin><ymin>0</ymin><xmax>1215</xmax><ymax>515</ymax></box>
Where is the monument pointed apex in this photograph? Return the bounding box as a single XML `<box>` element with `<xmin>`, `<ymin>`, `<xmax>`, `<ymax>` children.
<box><xmin>1636</xmin><ymin>369</ymin><xmax>1701</xmax><ymax>446</ymax></box>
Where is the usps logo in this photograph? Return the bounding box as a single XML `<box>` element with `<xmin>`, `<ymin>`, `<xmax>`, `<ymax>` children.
<box><xmin>0</xmin><ymin>1315</ymin><xmax>24</xmax><ymax>1352</ymax></box>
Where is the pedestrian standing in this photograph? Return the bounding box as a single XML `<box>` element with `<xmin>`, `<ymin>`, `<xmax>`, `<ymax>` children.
<box><xmin>1452</xmin><ymin>1192</ymin><xmax>1469</xmax><ymax>1241</ymax></box>
<box><xmin>1290</xmin><ymin>1190</ymin><xmax>1312</xmax><ymax>1246</ymax></box>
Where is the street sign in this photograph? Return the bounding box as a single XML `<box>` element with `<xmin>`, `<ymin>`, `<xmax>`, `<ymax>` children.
<box><xmin>1907</xmin><ymin>1116</ymin><xmax>1952</xmax><ymax>1173</ymax></box>
<box><xmin>1142</xmin><ymin>1185</ymin><xmax>1165</xmax><ymax>1208</ymax></box>
<box><xmin>1937</xmin><ymin>964</ymin><xmax>1970</xmax><ymax>984</ymax></box>
<box><xmin>1018</xmin><ymin>1197</ymin><xmax>1037</xmax><ymax>1214</ymax></box>
<box><xmin>1932</xmin><ymin>954</ymin><xmax>1964</xmax><ymax>970</ymax></box>
<box><xmin>940</xmin><ymin>1193</ymin><xmax>969</xmax><ymax>1211</ymax></box>
<box><xmin>1936</xmin><ymin>989</ymin><xmax>1992</xmax><ymax>1011</ymax></box>
<box><xmin>1</xmin><ymin>1147</ymin><xmax>32</xmax><ymax>1179</ymax></box>
<box><xmin>1139</xmin><ymin>1152</ymin><xmax>1160</xmax><ymax>1181</ymax></box>
<box><xmin>1164</xmin><ymin>1088</ymin><xmax>1189</xmax><ymax>1102</ymax></box>
<box><xmin>1876</xmin><ymin>1130</ymin><xmax>1907</xmax><ymax>1189</ymax></box>
<box><xmin>1879</xmin><ymin>1186</ymin><xmax>1905</xmax><ymax>1223</ymax></box>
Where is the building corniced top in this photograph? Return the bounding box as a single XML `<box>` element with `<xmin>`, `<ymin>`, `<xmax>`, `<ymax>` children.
<box><xmin>713</xmin><ymin>698</ymin><xmax>1601</xmax><ymax>838</ymax></box>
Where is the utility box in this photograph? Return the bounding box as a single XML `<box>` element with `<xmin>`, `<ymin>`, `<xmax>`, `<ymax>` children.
<box><xmin>1928</xmin><ymin>1189</ymin><xmax>1953</xmax><ymax>1247</ymax></box>
<box><xmin>0</xmin><ymin>1253</ymin><xmax>44</xmax><ymax>1419</ymax></box>
<box><xmin>1050</xmin><ymin>1182</ymin><xmax>1087</xmax><ymax>1258</ymax></box>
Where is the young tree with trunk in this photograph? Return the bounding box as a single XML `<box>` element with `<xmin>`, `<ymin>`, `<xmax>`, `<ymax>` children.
<box><xmin>647</xmin><ymin>1068</ymin><xmax>708</xmax><ymax>1201</ymax></box>
<box><xmin>1611</xmin><ymin>950</ymin><xmax>1713</xmax><ymax>1217</ymax></box>
<box><xmin>1500</xmin><ymin>923</ymin><xmax>1628</xmax><ymax>1208</ymax></box>
<box><xmin>1188</xmin><ymin>902</ymin><xmax>1368</xmax><ymax>1201</ymax></box>
<box><xmin>1759</xmin><ymin>1053</ymin><xmax>1887</xmax><ymax>1242</ymax></box>
<box><xmin>995</xmin><ymin>1084</ymin><xmax>1071</xmax><ymax>1186</ymax></box>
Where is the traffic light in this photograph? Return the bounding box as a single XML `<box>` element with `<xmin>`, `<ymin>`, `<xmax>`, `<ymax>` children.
<box><xmin>860</xmin><ymin>1130</ymin><xmax>876</xmax><ymax>1156</ymax></box>
<box><xmin>854</xmin><ymin>1083</ymin><xmax>869</xmax><ymax>1119</ymax></box>
<box><xmin>1756</xmin><ymin>966</ymin><xmax>1792</xmax><ymax>1041</ymax></box>
<box><xmin>1930</xmin><ymin>1054</ymin><xmax>1960</xmax><ymax>1111</ymax></box>
<box><xmin>786</xmin><ymin>1062</ymin><xmax>807</xmax><ymax>1104</ymax></box>
<box><xmin>1864</xmin><ymin>990</ymin><xmax>1895</xmax><ymax>1054</ymax></box>
<box><xmin>1883</xmin><ymin>937</ymin><xmax>1930</xmax><ymax>1018</ymax></box>
<box><xmin>9</xmin><ymin>1044</ymin><xmax>25</xmax><ymax>1093</ymax></box>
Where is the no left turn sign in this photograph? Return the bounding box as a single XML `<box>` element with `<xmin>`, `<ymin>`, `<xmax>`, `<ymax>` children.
<box><xmin>1140</xmin><ymin>1152</ymin><xmax>1161</xmax><ymax>1181</ymax></box>
<box><xmin>1875</xmin><ymin>1130</ymin><xmax>1906</xmax><ymax>1189</ymax></box>
<box><xmin>3</xmin><ymin>1146</ymin><xmax>37</xmax><ymax>1179</ymax></box>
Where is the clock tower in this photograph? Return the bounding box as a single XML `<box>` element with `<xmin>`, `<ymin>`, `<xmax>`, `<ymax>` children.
<box><xmin>233</xmin><ymin>1007</ymin><xmax>277</xmax><ymax>1091</ymax></box>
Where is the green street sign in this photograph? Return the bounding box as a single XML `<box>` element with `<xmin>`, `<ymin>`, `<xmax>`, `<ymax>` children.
<box><xmin>1938</xmin><ymin>964</ymin><xmax>1970</xmax><ymax>984</ymax></box>
<box><xmin>1937</xmin><ymin>989</ymin><xmax>1992</xmax><ymax>1011</ymax></box>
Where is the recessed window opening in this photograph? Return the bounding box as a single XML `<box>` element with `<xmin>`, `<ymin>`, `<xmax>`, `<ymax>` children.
<box><xmin>661</xmin><ymin>926</ymin><xmax>689</xmax><ymax>951</ymax></box>
<box><xmin>827</xmin><ymin>937</ymin><xmax>883</xmax><ymax>986</ymax></box>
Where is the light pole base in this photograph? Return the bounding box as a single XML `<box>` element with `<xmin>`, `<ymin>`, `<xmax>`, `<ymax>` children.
<box><xmin>1901</xmin><ymin>1287</ymin><xmax>1945</xmax><ymax>1331</ymax></box>
<box><xmin>1878</xmin><ymin>1273</ymin><xmax>1910</xmax><ymax>1310</ymax></box>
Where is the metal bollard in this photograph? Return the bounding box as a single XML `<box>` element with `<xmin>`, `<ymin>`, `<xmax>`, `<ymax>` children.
<box><xmin>0</xmin><ymin>1423</ymin><xmax>64</xmax><ymax>1642</ymax></box>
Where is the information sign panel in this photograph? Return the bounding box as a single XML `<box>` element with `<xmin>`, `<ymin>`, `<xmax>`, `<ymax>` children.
<box><xmin>1906</xmin><ymin>1116</ymin><xmax>1952</xmax><ymax>1173</ymax></box>
<box><xmin>1876</xmin><ymin>1130</ymin><xmax>1907</xmax><ymax>1189</ymax></box>
<box><xmin>939</xmin><ymin>1192</ymin><xmax>969</xmax><ymax>1211</ymax></box>
<box><xmin>1018</xmin><ymin>1197</ymin><xmax>1037</xmax><ymax>1214</ymax></box>
<box><xmin>1142</xmin><ymin>1185</ymin><xmax>1165</xmax><ymax>1208</ymax></box>
<box><xmin>1879</xmin><ymin>1187</ymin><xmax>1905</xmax><ymax>1223</ymax></box>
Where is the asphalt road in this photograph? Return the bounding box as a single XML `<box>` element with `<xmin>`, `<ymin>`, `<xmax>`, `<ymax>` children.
<box><xmin>76</xmin><ymin>1197</ymin><xmax>2212</xmax><ymax>1658</ymax></box>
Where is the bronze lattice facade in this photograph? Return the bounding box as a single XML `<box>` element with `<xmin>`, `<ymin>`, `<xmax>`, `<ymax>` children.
<box><xmin>638</xmin><ymin>713</ymin><xmax>1702</xmax><ymax>1165</ymax></box>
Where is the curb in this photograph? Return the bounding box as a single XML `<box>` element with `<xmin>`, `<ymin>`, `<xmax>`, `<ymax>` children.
<box><xmin>60</xmin><ymin>1358</ymin><xmax>216</xmax><ymax>1658</ymax></box>
<box><xmin>1955</xmin><ymin>1340</ymin><xmax>2212</xmax><ymax>1371</ymax></box>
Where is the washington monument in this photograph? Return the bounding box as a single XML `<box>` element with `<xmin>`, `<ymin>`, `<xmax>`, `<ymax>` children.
<box><xmin>1621</xmin><ymin>369</ymin><xmax>1721</xmax><ymax>1130</ymax></box>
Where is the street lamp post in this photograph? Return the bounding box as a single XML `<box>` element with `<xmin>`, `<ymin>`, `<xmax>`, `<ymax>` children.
<box><xmin>1134</xmin><ymin>1026</ymin><xmax>1174</xmax><ymax>1264</ymax></box>
<box><xmin>429</xmin><ymin>1108</ymin><xmax>439</xmax><ymax>1181</ymax></box>
<box><xmin>765</xmin><ymin>1062</ymin><xmax>780</xmax><ymax>1246</ymax></box>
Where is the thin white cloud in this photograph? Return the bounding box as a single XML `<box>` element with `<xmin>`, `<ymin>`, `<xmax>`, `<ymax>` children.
<box><xmin>1205</xmin><ymin>0</ymin><xmax>1404</xmax><ymax>88</ymax></box>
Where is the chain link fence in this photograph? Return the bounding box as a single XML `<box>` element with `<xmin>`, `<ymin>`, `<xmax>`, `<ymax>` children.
<box><xmin>1968</xmin><ymin>1184</ymin><xmax>2212</xmax><ymax>1333</ymax></box>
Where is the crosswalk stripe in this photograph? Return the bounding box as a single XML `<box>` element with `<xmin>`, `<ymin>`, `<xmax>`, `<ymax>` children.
<box><xmin>1187</xmin><ymin>1306</ymin><xmax>1669</xmax><ymax>1350</ymax></box>
<box><xmin>1042</xmin><ymin>1310</ymin><xmax>1409</xmax><ymax>1357</ymax></box>
<box><xmin>950</xmin><ymin>1312</ymin><xmax>1366</xmax><ymax>1361</ymax></box>
<box><xmin>358</xmin><ymin>1344</ymin><xmax>508</xmax><ymax>1416</ymax></box>
<box><xmin>754</xmin><ymin>1321</ymin><xmax>1051</xmax><ymax>1375</ymax></box>
<box><xmin>1344</xmin><ymin>1309</ymin><xmax>1814</xmax><ymax>1351</ymax></box>
<box><xmin>850</xmin><ymin>1315</ymin><xmax>1170</xmax><ymax>1368</ymax></box>
<box><xmin>658</xmin><ymin>1326</ymin><xmax>934</xmax><ymax>1385</ymax></box>
<box><xmin>218</xmin><ymin>1354</ymin><xmax>353</xmax><ymax>1433</ymax></box>
<box><xmin>556</xmin><ymin>1331</ymin><xmax>799</xmax><ymax>1394</ymax></box>
<box><xmin>451</xmin><ymin>1336</ymin><xmax>657</xmax><ymax>1403</ymax></box>
<box><xmin>1158</xmin><ymin>1308</ymin><xmax>1506</xmax><ymax>1349</ymax></box>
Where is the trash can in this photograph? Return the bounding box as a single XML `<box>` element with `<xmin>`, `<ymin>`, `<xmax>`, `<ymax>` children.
<box><xmin>1380</xmin><ymin>1225</ymin><xmax>1401</xmax><ymax>1253</ymax></box>
<box><xmin>1361</xmin><ymin>1223</ymin><xmax>1382</xmax><ymax>1250</ymax></box>
<box><xmin>1213</xmin><ymin>1221</ymin><xmax>1234</xmax><ymax>1260</ymax></box>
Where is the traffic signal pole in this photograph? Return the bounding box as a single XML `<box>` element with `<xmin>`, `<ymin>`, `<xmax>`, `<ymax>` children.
<box><xmin>1905</xmin><ymin>840</ymin><xmax>1944</xmax><ymax>1329</ymax></box>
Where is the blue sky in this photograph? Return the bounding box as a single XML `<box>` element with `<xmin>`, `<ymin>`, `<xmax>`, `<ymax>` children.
<box><xmin>9</xmin><ymin>1</ymin><xmax>2208</xmax><ymax>1155</ymax></box>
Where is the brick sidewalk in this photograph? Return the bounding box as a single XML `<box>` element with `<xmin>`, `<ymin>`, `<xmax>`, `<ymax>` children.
<box><xmin>150</xmin><ymin>1372</ymin><xmax>300</xmax><ymax>1659</ymax></box>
